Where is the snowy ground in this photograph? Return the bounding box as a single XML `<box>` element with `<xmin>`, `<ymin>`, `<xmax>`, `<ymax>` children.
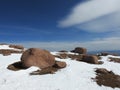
<box><xmin>0</xmin><ymin>46</ymin><xmax>120</xmax><ymax>90</ymax></box>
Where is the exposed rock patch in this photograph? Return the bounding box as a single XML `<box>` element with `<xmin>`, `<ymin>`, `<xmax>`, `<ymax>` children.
<box><xmin>30</xmin><ymin>61</ymin><xmax>66</xmax><ymax>75</ymax></box>
<box><xmin>7</xmin><ymin>61</ymin><xmax>27</xmax><ymax>71</ymax></box>
<box><xmin>0</xmin><ymin>49</ymin><xmax>23</xmax><ymax>56</ymax></box>
<box><xmin>53</xmin><ymin>61</ymin><xmax>66</xmax><ymax>69</ymax></box>
<box><xmin>0</xmin><ymin>44</ymin><xmax>24</xmax><ymax>56</ymax></box>
<box><xmin>109</xmin><ymin>57</ymin><xmax>120</xmax><ymax>63</ymax></box>
<box><xmin>30</xmin><ymin>67</ymin><xmax>58</xmax><ymax>75</ymax></box>
<box><xmin>92</xmin><ymin>68</ymin><xmax>120</xmax><ymax>88</ymax></box>
<box><xmin>54</xmin><ymin>53</ymin><xmax>101</xmax><ymax>64</ymax></box>
<box><xmin>54</xmin><ymin>53</ymin><xmax>83</xmax><ymax>60</ymax></box>
<box><xmin>9</xmin><ymin>45</ymin><xmax>24</xmax><ymax>50</ymax></box>
<box><xmin>99</xmin><ymin>52</ymin><xmax>119</xmax><ymax>56</ymax></box>
<box><xmin>59</xmin><ymin>50</ymin><xmax>68</xmax><ymax>52</ymax></box>
<box><xmin>54</xmin><ymin>53</ymin><xmax>68</xmax><ymax>59</ymax></box>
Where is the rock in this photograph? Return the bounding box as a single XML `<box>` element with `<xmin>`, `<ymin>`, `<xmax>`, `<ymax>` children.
<box><xmin>54</xmin><ymin>53</ymin><xmax>83</xmax><ymax>61</ymax></box>
<box><xmin>30</xmin><ymin>61</ymin><xmax>67</xmax><ymax>75</ymax></box>
<box><xmin>95</xmin><ymin>68</ymin><xmax>109</xmax><ymax>74</ymax></box>
<box><xmin>59</xmin><ymin>50</ymin><xmax>68</xmax><ymax>52</ymax></box>
<box><xmin>53</xmin><ymin>61</ymin><xmax>67</xmax><ymax>68</ymax></box>
<box><xmin>0</xmin><ymin>49</ymin><xmax>23</xmax><ymax>56</ymax></box>
<box><xmin>30</xmin><ymin>67</ymin><xmax>58</xmax><ymax>75</ymax></box>
<box><xmin>9</xmin><ymin>45</ymin><xmax>24</xmax><ymax>50</ymax></box>
<box><xmin>71</xmin><ymin>47</ymin><xmax>87</xmax><ymax>54</ymax></box>
<box><xmin>21</xmin><ymin>48</ymin><xmax>55</xmax><ymax>69</ymax></box>
<box><xmin>68</xmin><ymin>54</ymin><xmax>83</xmax><ymax>61</ymax></box>
<box><xmin>98</xmin><ymin>61</ymin><xmax>104</xmax><ymax>64</ymax></box>
<box><xmin>82</xmin><ymin>55</ymin><xmax>98</xmax><ymax>64</ymax></box>
<box><xmin>109</xmin><ymin>57</ymin><xmax>120</xmax><ymax>63</ymax></box>
<box><xmin>56</xmin><ymin>53</ymin><xmax>68</xmax><ymax>59</ymax></box>
<box><xmin>93</xmin><ymin>68</ymin><xmax>120</xmax><ymax>88</ymax></box>
<box><xmin>100</xmin><ymin>52</ymin><xmax>119</xmax><ymax>56</ymax></box>
<box><xmin>100</xmin><ymin>52</ymin><xmax>109</xmax><ymax>56</ymax></box>
<box><xmin>7</xmin><ymin>61</ymin><xmax>27</xmax><ymax>71</ymax></box>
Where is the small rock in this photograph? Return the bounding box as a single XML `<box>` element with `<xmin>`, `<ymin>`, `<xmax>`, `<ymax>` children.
<box><xmin>53</xmin><ymin>61</ymin><xmax>67</xmax><ymax>68</ymax></box>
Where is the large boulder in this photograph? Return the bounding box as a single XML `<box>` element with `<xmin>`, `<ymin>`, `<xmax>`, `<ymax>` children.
<box><xmin>21</xmin><ymin>48</ymin><xmax>55</xmax><ymax>69</ymax></box>
<box><xmin>71</xmin><ymin>47</ymin><xmax>87</xmax><ymax>54</ymax></box>
<box><xmin>82</xmin><ymin>55</ymin><xmax>98</xmax><ymax>64</ymax></box>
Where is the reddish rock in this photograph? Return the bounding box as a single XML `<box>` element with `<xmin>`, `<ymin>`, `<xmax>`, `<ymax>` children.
<box><xmin>93</xmin><ymin>68</ymin><xmax>120</xmax><ymax>88</ymax></box>
<box><xmin>100</xmin><ymin>52</ymin><xmax>110</xmax><ymax>56</ymax></box>
<box><xmin>7</xmin><ymin>61</ymin><xmax>27</xmax><ymax>71</ymax></box>
<box><xmin>57</xmin><ymin>53</ymin><xmax>68</xmax><ymax>59</ymax></box>
<box><xmin>82</xmin><ymin>55</ymin><xmax>98</xmax><ymax>64</ymax></box>
<box><xmin>54</xmin><ymin>53</ymin><xmax>83</xmax><ymax>60</ymax></box>
<box><xmin>100</xmin><ymin>52</ymin><xmax>118</xmax><ymax>56</ymax></box>
<box><xmin>30</xmin><ymin>67</ymin><xmax>58</xmax><ymax>75</ymax></box>
<box><xmin>30</xmin><ymin>61</ymin><xmax>67</xmax><ymax>75</ymax></box>
<box><xmin>95</xmin><ymin>68</ymin><xmax>109</xmax><ymax>74</ymax></box>
<box><xmin>0</xmin><ymin>49</ymin><xmax>23</xmax><ymax>56</ymax></box>
<box><xmin>68</xmin><ymin>54</ymin><xmax>83</xmax><ymax>61</ymax></box>
<box><xmin>53</xmin><ymin>61</ymin><xmax>67</xmax><ymax>68</ymax></box>
<box><xmin>9</xmin><ymin>45</ymin><xmax>24</xmax><ymax>50</ymax></box>
<box><xmin>21</xmin><ymin>48</ymin><xmax>55</xmax><ymax>69</ymax></box>
<box><xmin>109</xmin><ymin>57</ymin><xmax>120</xmax><ymax>63</ymax></box>
<box><xmin>71</xmin><ymin>47</ymin><xmax>87</xmax><ymax>54</ymax></box>
<box><xmin>59</xmin><ymin>50</ymin><xmax>68</xmax><ymax>52</ymax></box>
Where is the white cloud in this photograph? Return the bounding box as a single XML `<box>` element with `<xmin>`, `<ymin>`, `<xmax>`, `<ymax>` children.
<box><xmin>14</xmin><ymin>37</ymin><xmax>120</xmax><ymax>52</ymax></box>
<box><xmin>58</xmin><ymin>0</ymin><xmax>120</xmax><ymax>33</ymax></box>
<box><xmin>77</xmin><ymin>12</ymin><xmax>120</xmax><ymax>32</ymax></box>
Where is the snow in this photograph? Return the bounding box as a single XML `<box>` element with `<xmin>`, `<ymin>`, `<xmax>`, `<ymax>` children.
<box><xmin>0</xmin><ymin>45</ymin><xmax>12</xmax><ymax>49</ymax></box>
<box><xmin>51</xmin><ymin>51</ymin><xmax>78</xmax><ymax>56</ymax></box>
<box><xmin>0</xmin><ymin>45</ymin><xmax>120</xmax><ymax>90</ymax></box>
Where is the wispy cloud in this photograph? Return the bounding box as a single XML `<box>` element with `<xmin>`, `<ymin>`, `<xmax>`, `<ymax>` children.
<box><xmin>58</xmin><ymin>0</ymin><xmax>120</xmax><ymax>33</ymax></box>
<box><xmin>14</xmin><ymin>37</ymin><xmax>120</xmax><ymax>51</ymax></box>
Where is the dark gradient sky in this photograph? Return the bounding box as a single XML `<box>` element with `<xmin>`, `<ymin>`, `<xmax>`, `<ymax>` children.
<box><xmin>0</xmin><ymin>0</ymin><xmax>104</xmax><ymax>42</ymax></box>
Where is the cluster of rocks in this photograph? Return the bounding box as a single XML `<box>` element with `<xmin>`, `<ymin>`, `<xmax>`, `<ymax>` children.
<box><xmin>0</xmin><ymin>44</ymin><xmax>24</xmax><ymax>56</ymax></box>
<box><xmin>55</xmin><ymin>47</ymin><xmax>102</xmax><ymax>64</ymax></box>
<box><xmin>92</xmin><ymin>68</ymin><xmax>120</xmax><ymax>88</ymax></box>
<box><xmin>8</xmin><ymin>48</ymin><xmax>66</xmax><ymax>75</ymax></box>
<box><xmin>4</xmin><ymin>45</ymin><xmax>120</xmax><ymax>88</ymax></box>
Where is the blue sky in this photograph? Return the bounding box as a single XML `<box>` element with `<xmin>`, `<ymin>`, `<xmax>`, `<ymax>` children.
<box><xmin>0</xmin><ymin>0</ymin><xmax>120</xmax><ymax>51</ymax></box>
